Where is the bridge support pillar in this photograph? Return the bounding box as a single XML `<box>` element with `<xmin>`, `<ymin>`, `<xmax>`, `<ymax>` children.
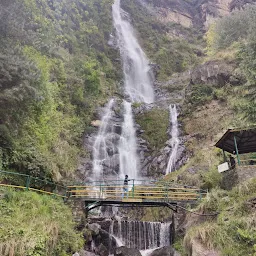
<box><xmin>84</xmin><ymin>202</ymin><xmax>89</xmax><ymax>219</ymax></box>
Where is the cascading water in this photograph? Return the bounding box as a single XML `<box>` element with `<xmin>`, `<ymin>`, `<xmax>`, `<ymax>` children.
<box><xmin>109</xmin><ymin>219</ymin><xmax>173</xmax><ymax>250</ymax></box>
<box><xmin>112</xmin><ymin>0</ymin><xmax>155</xmax><ymax>103</ymax></box>
<box><xmin>89</xmin><ymin>0</ymin><xmax>175</xmax><ymax>253</ymax></box>
<box><xmin>112</xmin><ymin>0</ymin><xmax>155</xmax><ymax>180</ymax></box>
<box><xmin>92</xmin><ymin>99</ymin><xmax>115</xmax><ymax>180</ymax></box>
<box><xmin>119</xmin><ymin>101</ymin><xmax>140</xmax><ymax>180</ymax></box>
<box><xmin>166</xmin><ymin>104</ymin><xmax>180</xmax><ymax>175</ymax></box>
<box><xmin>160</xmin><ymin>222</ymin><xmax>172</xmax><ymax>247</ymax></box>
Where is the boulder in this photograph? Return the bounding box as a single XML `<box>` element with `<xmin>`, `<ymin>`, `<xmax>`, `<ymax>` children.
<box><xmin>79</xmin><ymin>250</ymin><xmax>98</xmax><ymax>256</ymax></box>
<box><xmin>114</xmin><ymin>246</ymin><xmax>142</xmax><ymax>256</ymax></box>
<box><xmin>98</xmin><ymin>243</ymin><xmax>109</xmax><ymax>256</ymax></box>
<box><xmin>150</xmin><ymin>246</ymin><xmax>175</xmax><ymax>256</ymax></box>
<box><xmin>87</xmin><ymin>223</ymin><xmax>101</xmax><ymax>236</ymax></box>
<box><xmin>91</xmin><ymin>120</ymin><xmax>102</xmax><ymax>127</ymax></box>
<box><xmin>93</xmin><ymin>229</ymin><xmax>117</xmax><ymax>255</ymax></box>
<box><xmin>186</xmin><ymin>238</ymin><xmax>220</xmax><ymax>256</ymax></box>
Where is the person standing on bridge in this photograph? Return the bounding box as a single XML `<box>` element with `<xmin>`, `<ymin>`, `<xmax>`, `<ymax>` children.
<box><xmin>122</xmin><ymin>175</ymin><xmax>130</xmax><ymax>198</ymax></box>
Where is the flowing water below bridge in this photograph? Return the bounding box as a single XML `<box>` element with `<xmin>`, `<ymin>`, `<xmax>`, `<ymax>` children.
<box><xmin>109</xmin><ymin>219</ymin><xmax>174</xmax><ymax>250</ymax></box>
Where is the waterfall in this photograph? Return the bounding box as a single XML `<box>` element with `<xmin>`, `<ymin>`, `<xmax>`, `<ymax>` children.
<box><xmin>89</xmin><ymin>1</ymin><xmax>175</xmax><ymax>253</ymax></box>
<box><xmin>160</xmin><ymin>222</ymin><xmax>171</xmax><ymax>247</ymax></box>
<box><xmin>119</xmin><ymin>101</ymin><xmax>139</xmax><ymax>180</ymax></box>
<box><xmin>166</xmin><ymin>105</ymin><xmax>180</xmax><ymax>175</ymax></box>
<box><xmin>92</xmin><ymin>99</ymin><xmax>115</xmax><ymax>180</ymax></box>
<box><xmin>110</xmin><ymin>219</ymin><xmax>173</xmax><ymax>250</ymax></box>
<box><xmin>112</xmin><ymin>0</ymin><xmax>154</xmax><ymax>103</ymax></box>
<box><xmin>112</xmin><ymin>0</ymin><xmax>155</xmax><ymax>180</ymax></box>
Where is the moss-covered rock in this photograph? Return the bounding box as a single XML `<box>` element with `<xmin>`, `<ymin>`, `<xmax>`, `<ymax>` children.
<box><xmin>136</xmin><ymin>108</ymin><xmax>169</xmax><ymax>151</ymax></box>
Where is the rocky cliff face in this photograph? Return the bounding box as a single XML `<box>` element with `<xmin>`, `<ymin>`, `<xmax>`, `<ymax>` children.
<box><xmin>137</xmin><ymin>0</ymin><xmax>256</xmax><ymax>29</ymax></box>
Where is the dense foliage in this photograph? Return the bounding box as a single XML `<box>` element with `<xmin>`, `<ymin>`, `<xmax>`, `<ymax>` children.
<box><xmin>0</xmin><ymin>189</ymin><xmax>83</xmax><ymax>256</ymax></box>
<box><xmin>207</xmin><ymin>6</ymin><xmax>256</xmax><ymax>122</ymax></box>
<box><xmin>0</xmin><ymin>0</ymin><xmax>119</xmax><ymax>180</ymax></box>
<box><xmin>184</xmin><ymin>179</ymin><xmax>256</xmax><ymax>256</ymax></box>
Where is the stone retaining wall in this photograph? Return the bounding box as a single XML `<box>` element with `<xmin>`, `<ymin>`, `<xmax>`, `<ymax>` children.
<box><xmin>221</xmin><ymin>165</ymin><xmax>256</xmax><ymax>190</ymax></box>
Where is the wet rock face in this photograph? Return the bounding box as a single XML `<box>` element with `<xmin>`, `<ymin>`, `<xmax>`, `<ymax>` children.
<box><xmin>97</xmin><ymin>243</ymin><xmax>109</xmax><ymax>256</ymax></box>
<box><xmin>86</xmin><ymin>223</ymin><xmax>117</xmax><ymax>255</ymax></box>
<box><xmin>114</xmin><ymin>246</ymin><xmax>142</xmax><ymax>256</ymax></box>
<box><xmin>73</xmin><ymin>251</ymin><xmax>97</xmax><ymax>256</ymax></box>
<box><xmin>76</xmin><ymin>99</ymin><xmax>124</xmax><ymax>182</ymax></box>
<box><xmin>140</xmin><ymin>136</ymin><xmax>188</xmax><ymax>177</ymax></box>
<box><xmin>86</xmin><ymin>217</ymin><xmax>175</xmax><ymax>254</ymax></box>
<box><xmin>150</xmin><ymin>246</ymin><xmax>176</xmax><ymax>256</ymax></box>
<box><xmin>135</xmin><ymin>104</ymin><xmax>189</xmax><ymax>177</ymax></box>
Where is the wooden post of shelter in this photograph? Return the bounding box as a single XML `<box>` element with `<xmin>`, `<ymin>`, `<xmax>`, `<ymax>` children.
<box><xmin>215</xmin><ymin>127</ymin><xmax>256</xmax><ymax>167</ymax></box>
<box><xmin>234</xmin><ymin>135</ymin><xmax>240</xmax><ymax>165</ymax></box>
<box><xmin>222</xmin><ymin>149</ymin><xmax>227</xmax><ymax>163</ymax></box>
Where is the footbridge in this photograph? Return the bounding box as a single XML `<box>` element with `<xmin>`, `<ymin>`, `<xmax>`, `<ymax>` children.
<box><xmin>0</xmin><ymin>170</ymin><xmax>207</xmax><ymax>214</ymax></box>
<box><xmin>67</xmin><ymin>180</ymin><xmax>207</xmax><ymax>214</ymax></box>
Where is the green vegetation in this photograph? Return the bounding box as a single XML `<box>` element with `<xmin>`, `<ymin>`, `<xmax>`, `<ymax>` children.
<box><xmin>184</xmin><ymin>179</ymin><xmax>256</xmax><ymax>256</ymax></box>
<box><xmin>186</xmin><ymin>84</ymin><xmax>213</xmax><ymax>111</ymax></box>
<box><xmin>206</xmin><ymin>6</ymin><xmax>256</xmax><ymax>123</ymax></box>
<box><xmin>0</xmin><ymin>189</ymin><xmax>83</xmax><ymax>256</ymax></box>
<box><xmin>122</xmin><ymin>0</ymin><xmax>203</xmax><ymax>81</ymax></box>
<box><xmin>0</xmin><ymin>0</ymin><xmax>119</xmax><ymax>179</ymax></box>
<box><xmin>206</xmin><ymin>6</ymin><xmax>256</xmax><ymax>53</ymax></box>
<box><xmin>136</xmin><ymin>109</ymin><xmax>169</xmax><ymax>151</ymax></box>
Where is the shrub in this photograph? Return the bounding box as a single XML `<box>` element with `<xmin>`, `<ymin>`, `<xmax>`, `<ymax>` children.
<box><xmin>0</xmin><ymin>189</ymin><xmax>83</xmax><ymax>256</ymax></box>
<box><xmin>187</xmin><ymin>84</ymin><xmax>213</xmax><ymax>108</ymax></box>
<box><xmin>136</xmin><ymin>109</ymin><xmax>169</xmax><ymax>151</ymax></box>
<box><xmin>207</xmin><ymin>6</ymin><xmax>256</xmax><ymax>52</ymax></box>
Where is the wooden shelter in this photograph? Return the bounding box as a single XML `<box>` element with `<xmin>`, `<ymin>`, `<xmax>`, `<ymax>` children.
<box><xmin>215</xmin><ymin>127</ymin><xmax>256</xmax><ymax>165</ymax></box>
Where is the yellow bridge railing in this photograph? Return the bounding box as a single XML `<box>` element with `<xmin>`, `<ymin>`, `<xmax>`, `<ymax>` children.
<box><xmin>0</xmin><ymin>170</ymin><xmax>68</xmax><ymax>198</ymax></box>
<box><xmin>0</xmin><ymin>170</ymin><xmax>207</xmax><ymax>203</ymax></box>
<box><xmin>68</xmin><ymin>183</ymin><xmax>206</xmax><ymax>202</ymax></box>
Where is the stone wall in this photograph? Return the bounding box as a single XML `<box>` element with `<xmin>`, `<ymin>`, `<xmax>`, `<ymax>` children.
<box><xmin>237</xmin><ymin>165</ymin><xmax>256</xmax><ymax>183</ymax></box>
<box><xmin>221</xmin><ymin>165</ymin><xmax>256</xmax><ymax>190</ymax></box>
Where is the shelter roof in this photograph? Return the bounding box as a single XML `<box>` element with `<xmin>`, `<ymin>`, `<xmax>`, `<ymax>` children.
<box><xmin>215</xmin><ymin>127</ymin><xmax>256</xmax><ymax>154</ymax></box>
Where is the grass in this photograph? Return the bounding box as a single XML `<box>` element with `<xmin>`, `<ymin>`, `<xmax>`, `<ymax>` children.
<box><xmin>0</xmin><ymin>189</ymin><xmax>83</xmax><ymax>256</ymax></box>
<box><xmin>184</xmin><ymin>178</ymin><xmax>256</xmax><ymax>256</ymax></box>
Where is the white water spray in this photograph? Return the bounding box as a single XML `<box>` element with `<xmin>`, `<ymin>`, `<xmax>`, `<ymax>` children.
<box><xmin>160</xmin><ymin>222</ymin><xmax>171</xmax><ymax>247</ymax></box>
<box><xmin>119</xmin><ymin>101</ymin><xmax>139</xmax><ymax>180</ymax></box>
<box><xmin>110</xmin><ymin>219</ymin><xmax>172</xmax><ymax>250</ymax></box>
<box><xmin>112</xmin><ymin>0</ymin><xmax>155</xmax><ymax>103</ymax></box>
<box><xmin>112</xmin><ymin>0</ymin><xmax>155</xmax><ymax>180</ymax></box>
<box><xmin>166</xmin><ymin>105</ymin><xmax>180</xmax><ymax>175</ymax></box>
<box><xmin>92</xmin><ymin>99</ymin><xmax>115</xmax><ymax>180</ymax></box>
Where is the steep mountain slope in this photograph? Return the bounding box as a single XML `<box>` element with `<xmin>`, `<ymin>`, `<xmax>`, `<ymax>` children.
<box><xmin>1</xmin><ymin>0</ymin><xmax>256</xmax><ymax>255</ymax></box>
<box><xmin>121</xmin><ymin>1</ymin><xmax>256</xmax><ymax>255</ymax></box>
<box><xmin>0</xmin><ymin>0</ymin><xmax>120</xmax><ymax>181</ymax></box>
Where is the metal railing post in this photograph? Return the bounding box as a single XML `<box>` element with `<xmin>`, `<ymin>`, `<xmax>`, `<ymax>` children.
<box><xmin>234</xmin><ymin>136</ymin><xmax>240</xmax><ymax>165</ymax></box>
<box><xmin>132</xmin><ymin>179</ymin><xmax>135</xmax><ymax>198</ymax></box>
<box><xmin>53</xmin><ymin>185</ymin><xmax>57</xmax><ymax>198</ymax></box>
<box><xmin>165</xmin><ymin>185</ymin><xmax>168</xmax><ymax>202</ymax></box>
<box><xmin>64</xmin><ymin>187</ymin><xmax>68</xmax><ymax>201</ymax></box>
<box><xmin>26</xmin><ymin>176</ymin><xmax>31</xmax><ymax>191</ymax></box>
<box><xmin>100</xmin><ymin>182</ymin><xmax>102</xmax><ymax>199</ymax></box>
